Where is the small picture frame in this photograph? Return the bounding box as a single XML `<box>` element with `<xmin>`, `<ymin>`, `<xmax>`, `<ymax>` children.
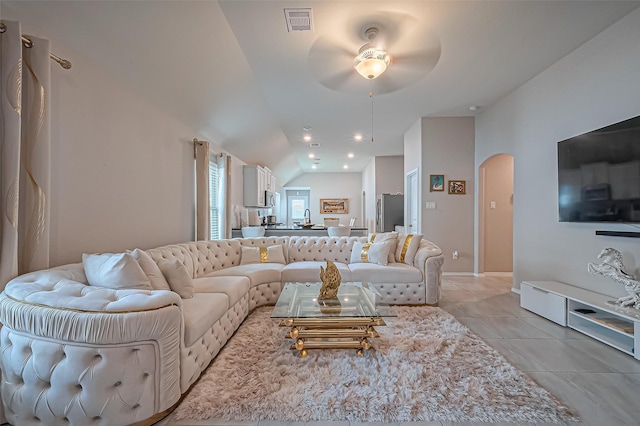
<box><xmin>448</xmin><ymin>180</ymin><xmax>466</xmax><ymax>195</ymax></box>
<box><xmin>430</xmin><ymin>174</ymin><xmax>444</xmax><ymax>192</ymax></box>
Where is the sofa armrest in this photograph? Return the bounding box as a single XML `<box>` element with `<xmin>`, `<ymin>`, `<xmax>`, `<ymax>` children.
<box><xmin>413</xmin><ymin>240</ymin><xmax>445</xmax><ymax>305</ymax></box>
<box><xmin>0</xmin><ymin>293</ymin><xmax>183</xmax><ymax>425</ymax></box>
<box><xmin>3</xmin><ymin>274</ymin><xmax>182</xmax><ymax>312</ymax></box>
<box><xmin>0</xmin><ymin>281</ymin><xmax>183</xmax><ymax>425</ymax></box>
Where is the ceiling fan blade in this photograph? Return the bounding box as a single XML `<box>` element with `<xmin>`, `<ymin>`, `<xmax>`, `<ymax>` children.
<box><xmin>318</xmin><ymin>68</ymin><xmax>362</xmax><ymax>92</ymax></box>
<box><xmin>366</xmin><ymin>47</ymin><xmax>441</xmax><ymax>95</ymax></box>
<box><xmin>310</xmin><ymin>36</ymin><xmax>354</xmax><ymax>60</ymax></box>
<box><xmin>309</xmin><ymin>36</ymin><xmax>361</xmax><ymax>92</ymax></box>
<box><xmin>392</xmin><ymin>47</ymin><xmax>442</xmax><ymax>75</ymax></box>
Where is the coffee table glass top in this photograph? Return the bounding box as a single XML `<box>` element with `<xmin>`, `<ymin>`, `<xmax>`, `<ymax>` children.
<box><xmin>271</xmin><ymin>282</ymin><xmax>396</xmax><ymax>319</ymax></box>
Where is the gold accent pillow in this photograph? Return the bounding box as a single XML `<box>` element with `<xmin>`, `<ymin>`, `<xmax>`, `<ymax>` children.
<box><xmin>350</xmin><ymin>241</ymin><xmax>392</xmax><ymax>266</ymax></box>
<box><xmin>240</xmin><ymin>245</ymin><xmax>286</xmax><ymax>265</ymax></box>
<box><xmin>394</xmin><ymin>234</ymin><xmax>424</xmax><ymax>264</ymax></box>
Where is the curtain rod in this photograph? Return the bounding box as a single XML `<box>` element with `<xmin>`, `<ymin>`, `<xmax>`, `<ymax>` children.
<box><xmin>0</xmin><ymin>22</ymin><xmax>72</xmax><ymax>69</ymax></box>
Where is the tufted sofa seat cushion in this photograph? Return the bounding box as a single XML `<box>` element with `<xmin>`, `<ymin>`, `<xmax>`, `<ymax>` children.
<box><xmin>349</xmin><ymin>262</ymin><xmax>422</xmax><ymax>283</ymax></box>
<box><xmin>281</xmin><ymin>261</ymin><xmax>351</xmax><ymax>283</ymax></box>
<box><xmin>181</xmin><ymin>293</ymin><xmax>229</xmax><ymax>347</ymax></box>
<box><xmin>205</xmin><ymin>263</ymin><xmax>284</xmax><ymax>288</ymax></box>
<box><xmin>192</xmin><ymin>276</ymin><xmax>249</xmax><ymax>307</ymax></box>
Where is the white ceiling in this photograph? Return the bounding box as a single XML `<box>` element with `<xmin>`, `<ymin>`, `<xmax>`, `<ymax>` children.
<box><xmin>4</xmin><ymin>1</ymin><xmax>640</xmax><ymax>185</ymax></box>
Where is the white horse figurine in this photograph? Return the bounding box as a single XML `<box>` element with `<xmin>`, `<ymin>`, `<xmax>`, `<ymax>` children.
<box><xmin>587</xmin><ymin>247</ymin><xmax>640</xmax><ymax>309</ymax></box>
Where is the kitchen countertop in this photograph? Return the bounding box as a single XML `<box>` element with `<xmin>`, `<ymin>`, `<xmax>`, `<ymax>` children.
<box><xmin>231</xmin><ymin>226</ymin><xmax>368</xmax><ymax>237</ymax></box>
<box><xmin>233</xmin><ymin>226</ymin><xmax>368</xmax><ymax>231</ymax></box>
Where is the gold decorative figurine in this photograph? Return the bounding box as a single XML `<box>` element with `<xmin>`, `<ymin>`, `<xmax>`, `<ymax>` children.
<box><xmin>318</xmin><ymin>260</ymin><xmax>341</xmax><ymax>300</ymax></box>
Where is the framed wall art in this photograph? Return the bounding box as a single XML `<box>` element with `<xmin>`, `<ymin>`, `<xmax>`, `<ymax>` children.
<box><xmin>430</xmin><ymin>174</ymin><xmax>444</xmax><ymax>192</ymax></box>
<box><xmin>448</xmin><ymin>180</ymin><xmax>466</xmax><ymax>195</ymax></box>
<box><xmin>320</xmin><ymin>198</ymin><xmax>349</xmax><ymax>214</ymax></box>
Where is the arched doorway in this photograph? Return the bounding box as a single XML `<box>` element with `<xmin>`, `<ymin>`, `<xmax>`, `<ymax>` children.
<box><xmin>478</xmin><ymin>154</ymin><xmax>514</xmax><ymax>274</ymax></box>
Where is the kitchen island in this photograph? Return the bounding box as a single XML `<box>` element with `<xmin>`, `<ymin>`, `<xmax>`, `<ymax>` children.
<box><xmin>231</xmin><ymin>226</ymin><xmax>368</xmax><ymax>238</ymax></box>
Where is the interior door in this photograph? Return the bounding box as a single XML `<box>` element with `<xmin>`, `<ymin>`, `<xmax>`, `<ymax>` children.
<box><xmin>406</xmin><ymin>169</ymin><xmax>419</xmax><ymax>234</ymax></box>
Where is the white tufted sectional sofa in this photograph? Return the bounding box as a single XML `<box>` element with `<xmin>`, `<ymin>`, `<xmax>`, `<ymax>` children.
<box><xmin>0</xmin><ymin>235</ymin><xmax>444</xmax><ymax>426</ymax></box>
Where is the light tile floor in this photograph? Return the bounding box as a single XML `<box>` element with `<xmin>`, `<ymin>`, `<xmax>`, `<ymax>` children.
<box><xmin>156</xmin><ymin>275</ymin><xmax>640</xmax><ymax>426</ymax></box>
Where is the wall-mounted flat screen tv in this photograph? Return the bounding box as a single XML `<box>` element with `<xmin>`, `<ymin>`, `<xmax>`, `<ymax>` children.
<box><xmin>558</xmin><ymin>115</ymin><xmax>640</xmax><ymax>222</ymax></box>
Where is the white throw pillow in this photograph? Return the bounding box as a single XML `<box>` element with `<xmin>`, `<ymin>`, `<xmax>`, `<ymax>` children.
<box><xmin>350</xmin><ymin>241</ymin><xmax>391</xmax><ymax>266</ymax></box>
<box><xmin>158</xmin><ymin>259</ymin><xmax>194</xmax><ymax>299</ymax></box>
<box><xmin>368</xmin><ymin>232</ymin><xmax>398</xmax><ymax>263</ymax></box>
<box><xmin>130</xmin><ymin>248</ymin><xmax>171</xmax><ymax>290</ymax></box>
<box><xmin>240</xmin><ymin>245</ymin><xmax>286</xmax><ymax>265</ymax></box>
<box><xmin>395</xmin><ymin>234</ymin><xmax>424</xmax><ymax>264</ymax></box>
<box><xmin>82</xmin><ymin>253</ymin><xmax>152</xmax><ymax>290</ymax></box>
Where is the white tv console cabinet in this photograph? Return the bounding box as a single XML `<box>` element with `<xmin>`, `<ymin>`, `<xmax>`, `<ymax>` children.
<box><xmin>521</xmin><ymin>281</ymin><xmax>640</xmax><ymax>360</ymax></box>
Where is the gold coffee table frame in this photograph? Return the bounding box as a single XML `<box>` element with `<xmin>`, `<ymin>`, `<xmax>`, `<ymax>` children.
<box><xmin>271</xmin><ymin>282</ymin><xmax>395</xmax><ymax>357</ymax></box>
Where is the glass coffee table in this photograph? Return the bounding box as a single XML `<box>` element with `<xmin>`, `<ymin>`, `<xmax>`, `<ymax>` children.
<box><xmin>271</xmin><ymin>282</ymin><xmax>396</xmax><ymax>357</ymax></box>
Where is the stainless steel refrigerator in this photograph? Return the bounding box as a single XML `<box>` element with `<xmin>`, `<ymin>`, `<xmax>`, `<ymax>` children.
<box><xmin>376</xmin><ymin>194</ymin><xmax>404</xmax><ymax>232</ymax></box>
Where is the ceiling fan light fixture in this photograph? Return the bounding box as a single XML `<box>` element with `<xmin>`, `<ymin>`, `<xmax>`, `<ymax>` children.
<box><xmin>354</xmin><ymin>45</ymin><xmax>390</xmax><ymax>79</ymax></box>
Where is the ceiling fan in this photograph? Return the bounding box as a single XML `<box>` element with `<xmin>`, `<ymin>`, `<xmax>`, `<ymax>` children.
<box><xmin>308</xmin><ymin>12</ymin><xmax>441</xmax><ymax>95</ymax></box>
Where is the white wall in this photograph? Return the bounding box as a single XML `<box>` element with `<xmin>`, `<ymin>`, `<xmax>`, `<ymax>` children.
<box><xmin>284</xmin><ymin>173</ymin><xmax>362</xmax><ymax>226</ymax></box>
<box><xmin>362</xmin><ymin>159</ymin><xmax>376</xmax><ymax>231</ymax></box>
<box><xmin>6</xmin><ymin>11</ymin><xmax>245</xmax><ymax>267</ymax></box>
<box><xmin>49</xmin><ymin>47</ymin><xmax>195</xmax><ymax>266</ymax></box>
<box><xmin>421</xmin><ymin>117</ymin><xmax>475</xmax><ymax>273</ymax></box>
<box><xmin>404</xmin><ymin>120</ymin><xmax>422</xmax><ymax>181</ymax></box>
<box><xmin>375</xmin><ymin>156</ymin><xmax>404</xmax><ymax>195</ymax></box>
<box><xmin>476</xmin><ymin>8</ymin><xmax>640</xmax><ymax>295</ymax></box>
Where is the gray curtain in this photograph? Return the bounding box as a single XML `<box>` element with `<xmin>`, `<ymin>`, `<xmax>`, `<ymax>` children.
<box><xmin>0</xmin><ymin>20</ymin><xmax>51</xmax><ymax>289</ymax></box>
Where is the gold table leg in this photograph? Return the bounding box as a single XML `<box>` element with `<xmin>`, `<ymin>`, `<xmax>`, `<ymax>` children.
<box><xmin>280</xmin><ymin>317</ymin><xmax>385</xmax><ymax>357</ymax></box>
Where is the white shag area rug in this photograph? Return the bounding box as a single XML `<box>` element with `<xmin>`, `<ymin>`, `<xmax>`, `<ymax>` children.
<box><xmin>175</xmin><ymin>306</ymin><xmax>579</xmax><ymax>423</ymax></box>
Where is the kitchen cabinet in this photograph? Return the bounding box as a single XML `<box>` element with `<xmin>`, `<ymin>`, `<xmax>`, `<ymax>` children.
<box><xmin>243</xmin><ymin>165</ymin><xmax>266</xmax><ymax>207</ymax></box>
<box><xmin>269</xmin><ymin>174</ymin><xmax>276</xmax><ymax>192</ymax></box>
<box><xmin>244</xmin><ymin>165</ymin><xmax>277</xmax><ymax>207</ymax></box>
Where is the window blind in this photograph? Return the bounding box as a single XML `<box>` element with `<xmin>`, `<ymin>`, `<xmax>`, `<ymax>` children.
<box><xmin>209</xmin><ymin>159</ymin><xmax>221</xmax><ymax>240</ymax></box>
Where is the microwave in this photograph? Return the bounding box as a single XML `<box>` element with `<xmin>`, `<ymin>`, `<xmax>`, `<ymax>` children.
<box><xmin>264</xmin><ymin>191</ymin><xmax>276</xmax><ymax>207</ymax></box>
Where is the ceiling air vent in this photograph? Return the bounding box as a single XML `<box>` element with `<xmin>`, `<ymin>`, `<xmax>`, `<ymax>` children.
<box><xmin>310</xmin><ymin>143</ymin><xmax>320</xmax><ymax>148</ymax></box>
<box><xmin>284</xmin><ymin>8</ymin><xmax>313</xmax><ymax>32</ymax></box>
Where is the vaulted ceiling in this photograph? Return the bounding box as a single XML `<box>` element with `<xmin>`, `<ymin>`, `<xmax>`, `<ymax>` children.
<box><xmin>4</xmin><ymin>1</ymin><xmax>639</xmax><ymax>185</ymax></box>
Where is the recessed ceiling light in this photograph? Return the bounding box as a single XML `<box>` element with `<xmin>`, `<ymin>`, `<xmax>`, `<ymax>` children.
<box><xmin>311</xmin><ymin>164</ymin><xmax>317</xmax><ymax>169</ymax></box>
<box><xmin>343</xmin><ymin>164</ymin><xmax>349</xmax><ymax>169</ymax></box>
<box><xmin>308</xmin><ymin>153</ymin><xmax>314</xmax><ymax>158</ymax></box>
<box><xmin>354</xmin><ymin>134</ymin><xmax>363</xmax><ymax>141</ymax></box>
<box><xmin>303</xmin><ymin>135</ymin><xmax>311</xmax><ymax>142</ymax></box>
<box><xmin>348</xmin><ymin>153</ymin><xmax>354</xmax><ymax>159</ymax></box>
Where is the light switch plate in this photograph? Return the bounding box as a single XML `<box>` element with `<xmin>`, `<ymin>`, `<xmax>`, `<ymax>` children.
<box><xmin>490</xmin><ymin>201</ymin><xmax>496</xmax><ymax>209</ymax></box>
<box><xmin>425</xmin><ymin>201</ymin><xmax>436</xmax><ymax>209</ymax></box>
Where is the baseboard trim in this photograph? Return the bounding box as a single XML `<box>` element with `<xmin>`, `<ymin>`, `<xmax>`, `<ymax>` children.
<box><xmin>484</xmin><ymin>272</ymin><xmax>513</xmax><ymax>277</ymax></box>
<box><xmin>511</xmin><ymin>287</ymin><xmax>521</xmax><ymax>295</ymax></box>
